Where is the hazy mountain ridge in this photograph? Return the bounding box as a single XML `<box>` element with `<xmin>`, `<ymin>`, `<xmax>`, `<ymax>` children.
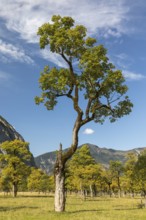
<box><xmin>35</xmin><ymin>143</ymin><xmax>146</xmax><ymax>174</ymax></box>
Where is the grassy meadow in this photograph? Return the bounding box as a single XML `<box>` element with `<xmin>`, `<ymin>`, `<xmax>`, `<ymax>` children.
<box><xmin>0</xmin><ymin>193</ymin><xmax>146</xmax><ymax>220</ymax></box>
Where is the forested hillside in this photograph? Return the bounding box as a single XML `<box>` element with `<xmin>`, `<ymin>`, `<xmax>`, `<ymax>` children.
<box><xmin>35</xmin><ymin>144</ymin><xmax>145</xmax><ymax>174</ymax></box>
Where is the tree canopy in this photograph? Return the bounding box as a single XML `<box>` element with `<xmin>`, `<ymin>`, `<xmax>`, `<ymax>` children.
<box><xmin>35</xmin><ymin>15</ymin><xmax>133</xmax><ymax>125</ymax></box>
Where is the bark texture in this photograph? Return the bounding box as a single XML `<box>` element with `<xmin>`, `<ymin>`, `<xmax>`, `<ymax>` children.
<box><xmin>54</xmin><ymin>144</ymin><xmax>66</xmax><ymax>212</ymax></box>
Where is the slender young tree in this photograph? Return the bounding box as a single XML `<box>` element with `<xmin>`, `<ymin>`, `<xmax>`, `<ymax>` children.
<box><xmin>102</xmin><ymin>169</ymin><xmax>113</xmax><ymax>197</ymax></box>
<box><xmin>35</xmin><ymin>15</ymin><xmax>133</xmax><ymax>212</ymax></box>
<box><xmin>109</xmin><ymin>160</ymin><xmax>124</xmax><ymax>197</ymax></box>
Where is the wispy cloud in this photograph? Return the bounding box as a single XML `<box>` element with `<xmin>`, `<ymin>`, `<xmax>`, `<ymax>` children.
<box><xmin>113</xmin><ymin>53</ymin><xmax>133</xmax><ymax>69</ymax></box>
<box><xmin>83</xmin><ymin>128</ymin><xmax>95</xmax><ymax>135</ymax></box>
<box><xmin>0</xmin><ymin>0</ymin><xmax>130</xmax><ymax>43</ymax></box>
<box><xmin>40</xmin><ymin>49</ymin><xmax>67</xmax><ymax>68</ymax></box>
<box><xmin>1</xmin><ymin>0</ymin><xmax>145</xmax><ymax>68</ymax></box>
<box><xmin>0</xmin><ymin>39</ymin><xmax>34</xmax><ymax>64</ymax></box>
<box><xmin>123</xmin><ymin>70</ymin><xmax>146</xmax><ymax>81</ymax></box>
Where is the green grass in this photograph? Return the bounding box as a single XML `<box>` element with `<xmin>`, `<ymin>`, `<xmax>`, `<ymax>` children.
<box><xmin>0</xmin><ymin>193</ymin><xmax>146</xmax><ymax>220</ymax></box>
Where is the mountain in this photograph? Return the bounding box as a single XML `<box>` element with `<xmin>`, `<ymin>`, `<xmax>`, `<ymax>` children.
<box><xmin>0</xmin><ymin>116</ymin><xmax>24</xmax><ymax>143</ymax></box>
<box><xmin>34</xmin><ymin>143</ymin><xmax>146</xmax><ymax>174</ymax></box>
<box><xmin>0</xmin><ymin>115</ymin><xmax>36</xmax><ymax>167</ymax></box>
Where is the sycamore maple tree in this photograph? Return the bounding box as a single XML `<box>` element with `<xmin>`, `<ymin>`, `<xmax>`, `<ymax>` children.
<box><xmin>35</xmin><ymin>15</ymin><xmax>133</xmax><ymax>212</ymax></box>
<box><xmin>0</xmin><ymin>140</ymin><xmax>31</xmax><ymax>197</ymax></box>
<box><xmin>66</xmin><ymin>145</ymin><xmax>102</xmax><ymax>199</ymax></box>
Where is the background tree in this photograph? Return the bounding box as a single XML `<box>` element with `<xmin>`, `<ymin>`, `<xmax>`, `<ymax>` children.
<box><xmin>27</xmin><ymin>168</ymin><xmax>51</xmax><ymax>193</ymax></box>
<box><xmin>67</xmin><ymin>145</ymin><xmax>102</xmax><ymax>199</ymax></box>
<box><xmin>102</xmin><ymin>169</ymin><xmax>113</xmax><ymax>197</ymax></box>
<box><xmin>123</xmin><ymin>152</ymin><xmax>138</xmax><ymax>197</ymax></box>
<box><xmin>0</xmin><ymin>173</ymin><xmax>12</xmax><ymax>194</ymax></box>
<box><xmin>0</xmin><ymin>140</ymin><xmax>31</xmax><ymax>197</ymax></box>
<box><xmin>134</xmin><ymin>150</ymin><xmax>146</xmax><ymax>196</ymax></box>
<box><xmin>36</xmin><ymin>15</ymin><xmax>133</xmax><ymax>212</ymax></box>
<box><xmin>109</xmin><ymin>160</ymin><xmax>124</xmax><ymax>197</ymax></box>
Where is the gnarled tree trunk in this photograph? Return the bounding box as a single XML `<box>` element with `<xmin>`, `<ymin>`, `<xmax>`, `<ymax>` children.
<box><xmin>54</xmin><ymin>144</ymin><xmax>66</xmax><ymax>212</ymax></box>
<box><xmin>54</xmin><ymin>116</ymin><xmax>82</xmax><ymax>212</ymax></box>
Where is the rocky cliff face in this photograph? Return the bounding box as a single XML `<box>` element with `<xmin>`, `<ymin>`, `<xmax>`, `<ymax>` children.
<box><xmin>0</xmin><ymin>115</ymin><xmax>36</xmax><ymax>167</ymax></box>
<box><xmin>0</xmin><ymin>116</ymin><xmax>24</xmax><ymax>143</ymax></box>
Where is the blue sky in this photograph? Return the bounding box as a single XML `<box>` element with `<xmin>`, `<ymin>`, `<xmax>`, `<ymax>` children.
<box><xmin>0</xmin><ymin>0</ymin><xmax>146</xmax><ymax>156</ymax></box>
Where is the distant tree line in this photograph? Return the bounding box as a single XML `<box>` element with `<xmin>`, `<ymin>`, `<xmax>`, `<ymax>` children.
<box><xmin>65</xmin><ymin>145</ymin><xmax>146</xmax><ymax>199</ymax></box>
<box><xmin>0</xmin><ymin>141</ymin><xmax>146</xmax><ymax>199</ymax></box>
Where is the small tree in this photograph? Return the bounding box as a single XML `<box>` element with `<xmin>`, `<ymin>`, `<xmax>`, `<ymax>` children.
<box><xmin>67</xmin><ymin>145</ymin><xmax>101</xmax><ymax>198</ymax></box>
<box><xmin>35</xmin><ymin>15</ymin><xmax>133</xmax><ymax>212</ymax></box>
<box><xmin>0</xmin><ymin>140</ymin><xmax>31</xmax><ymax>197</ymax></box>
<box><xmin>28</xmin><ymin>168</ymin><xmax>51</xmax><ymax>193</ymax></box>
<box><xmin>109</xmin><ymin>160</ymin><xmax>124</xmax><ymax>197</ymax></box>
<box><xmin>102</xmin><ymin>169</ymin><xmax>113</xmax><ymax>197</ymax></box>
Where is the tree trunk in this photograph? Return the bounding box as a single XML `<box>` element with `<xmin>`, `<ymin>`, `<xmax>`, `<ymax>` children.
<box><xmin>54</xmin><ymin>112</ymin><xmax>83</xmax><ymax>212</ymax></box>
<box><xmin>117</xmin><ymin>176</ymin><xmax>121</xmax><ymax>198</ymax></box>
<box><xmin>90</xmin><ymin>184</ymin><xmax>94</xmax><ymax>197</ymax></box>
<box><xmin>54</xmin><ymin>144</ymin><xmax>66</xmax><ymax>212</ymax></box>
<box><xmin>108</xmin><ymin>183</ymin><xmax>112</xmax><ymax>197</ymax></box>
<box><xmin>54</xmin><ymin>168</ymin><xmax>65</xmax><ymax>212</ymax></box>
<box><xmin>13</xmin><ymin>182</ymin><xmax>18</xmax><ymax>197</ymax></box>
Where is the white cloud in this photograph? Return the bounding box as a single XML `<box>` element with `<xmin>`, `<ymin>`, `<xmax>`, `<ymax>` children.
<box><xmin>123</xmin><ymin>70</ymin><xmax>146</xmax><ymax>80</ymax></box>
<box><xmin>83</xmin><ymin>128</ymin><xmax>95</xmax><ymax>135</ymax></box>
<box><xmin>41</xmin><ymin>49</ymin><xmax>67</xmax><ymax>68</ymax></box>
<box><xmin>0</xmin><ymin>39</ymin><xmax>34</xmax><ymax>64</ymax></box>
<box><xmin>113</xmin><ymin>53</ymin><xmax>133</xmax><ymax>69</ymax></box>
<box><xmin>0</xmin><ymin>0</ymin><xmax>130</xmax><ymax>43</ymax></box>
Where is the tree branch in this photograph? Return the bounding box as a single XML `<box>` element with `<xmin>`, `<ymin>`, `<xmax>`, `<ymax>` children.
<box><xmin>56</xmin><ymin>92</ymin><xmax>73</xmax><ymax>99</ymax></box>
<box><xmin>85</xmin><ymin>98</ymin><xmax>92</xmax><ymax>118</ymax></box>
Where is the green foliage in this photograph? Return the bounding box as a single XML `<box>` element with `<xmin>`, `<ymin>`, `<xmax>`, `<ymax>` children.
<box><xmin>0</xmin><ymin>174</ymin><xmax>12</xmax><ymax>192</ymax></box>
<box><xmin>108</xmin><ymin>160</ymin><xmax>124</xmax><ymax>194</ymax></box>
<box><xmin>27</xmin><ymin>168</ymin><xmax>54</xmax><ymax>193</ymax></box>
<box><xmin>123</xmin><ymin>153</ymin><xmax>138</xmax><ymax>192</ymax></box>
<box><xmin>0</xmin><ymin>140</ymin><xmax>32</xmax><ymax>195</ymax></box>
<box><xmin>134</xmin><ymin>150</ymin><xmax>146</xmax><ymax>192</ymax></box>
<box><xmin>109</xmin><ymin>160</ymin><xmax>124</xmax><ymax>176</ymax></box>
<box><xmin>66</xmin><ymin>145</ymin><xmax>102</xmax><ymax>192</ymax></box>
<box><xmin>109</xmin><ymin>160</ymin><xmax>124</xmax><ymax>185</ymax></box>
<box><xmin>36</xmin><ymin>15</ymin><xmax>133</xmax><ymax>124</ymax></box>
<box><xmin>69</xmin><ymin>145</ymin><xmax>96</xmax><ymax>166</ymax></box>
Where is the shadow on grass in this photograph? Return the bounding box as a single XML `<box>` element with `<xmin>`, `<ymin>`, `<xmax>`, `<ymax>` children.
<box><xmin>84</xmin><ymin>199</ymin><xmax>114</xmax><ymax>202</ymax></box>
<box><xmin>0</xmin><ymin>195</ymin><xmax>54</xmax><ymax>199</ymax></box>
<box><xmin>68</xmin><ymin>207</ymin><xmax>137</xmax><ymax>214</ymax></box>
<box><xmin>0</xmin><ymin>206</ymin><xmax>38</xmax><ymax>212</ymax></box>
<box><xmin>20</xmin><ymin>195</ymin><xmax>54</xmax><ymax>198</ymax></box>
